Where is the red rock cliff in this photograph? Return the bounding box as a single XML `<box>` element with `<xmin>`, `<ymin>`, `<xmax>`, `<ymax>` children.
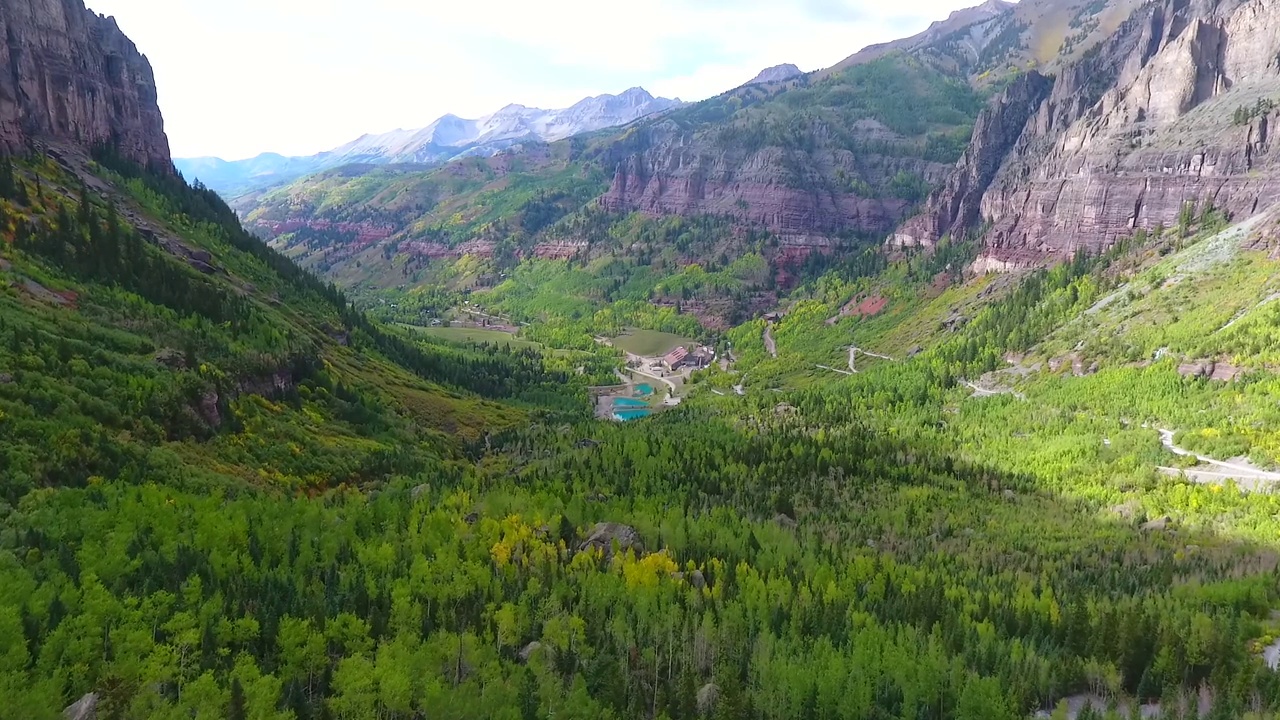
<box><xmin>0</xmin><ymin>0</ymin><xmax>170</xmax><ymax>167</ymax></box>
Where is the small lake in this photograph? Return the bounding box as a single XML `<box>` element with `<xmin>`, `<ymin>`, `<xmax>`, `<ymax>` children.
<box><xmin>612</xmin><ymin>396</ymin><xmax>652</xmax><ymax>421</ymax></box>
<box><xmin>613</xmin><ymin>397</ymin><xmax>650</xmax><ymax>408</ymax></box>
<box><xmin>635</xmin><ymin>383</ymin><xmax>655</xmax><ymax>396</ymax></box>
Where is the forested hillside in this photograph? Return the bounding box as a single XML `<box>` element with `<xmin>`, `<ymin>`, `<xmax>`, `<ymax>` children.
<box><xmin>13</xmin><ymin>0</ymin><xmax>1280</xmax><ymax>718</ymax></box>
<box><xmin>11</xmin><ymin>180</ymin><xmax>1280</xmax><ymax>717</ymax></box>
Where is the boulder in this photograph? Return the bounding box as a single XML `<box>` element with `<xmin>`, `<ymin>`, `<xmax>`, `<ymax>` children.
<box><xmin>1142</xmin><ymin>516</ymin><xmax>1173</xmax><ymax>532</ymax></box>
<box><xmin>518</xmin><ymin>641</ymin><xmax>551</xmax><ymax>664</ymax></box>
<box><xmin>773</xmin><ymin>513</ymin><xmax>798</xmax><ymax>530</ymax></box>
<box><xmin>154</xmin><ymin>348</ymin><xmax>187</xmax><ymax>369</ymax></box>
<box><xmin>63</xmin><ymin>693</ymin><xmax>98</xmax><ymax>720</ymax></box>
<box><xmin>1178</xmin><ymin>361</ymin><xmax>1213</xmax><ymax>379</ymax></box>
<box><xmin>198</xmin><ymin>390</ymin><xmax>222</xmax><ymax>428</ymax></box>
<box><xmin>410</xmin><ymin>484</ymin><xmax>429</xmax><ymax>501</ymax></box>
<box><xmin>0</xmin><ymin>372</ymin><xmax>12</xmax><ymax>384</ymax></box>
<box><xmin>689</xmin><ymin>569</ymin><xmax>707</xmax><ymax>590</ymax></box>
<box><xmin>579</xmin><ymin>523</ymin><xmax>643</xmax><ymax>557</ymax></box>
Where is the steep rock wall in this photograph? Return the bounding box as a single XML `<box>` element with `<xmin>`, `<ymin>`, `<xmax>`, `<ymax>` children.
<box><xmin>896</xmin><ymin>0</ymin><xmax>1280</xmax><ymax>270</ymax></box>
<box><xmin>0</xmin><ymin>0</ymin><xmax>170</xmax><ymax>166</ymax></box>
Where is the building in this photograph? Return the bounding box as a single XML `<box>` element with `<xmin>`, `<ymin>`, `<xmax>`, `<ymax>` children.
<box><xmin>690</xmin><ymin>347</ymin><xmax>715</xmax><ymax>369</ymax></box>
<box><xmin>663</xmin><ymin>347</ymin><xmax>690</xmax><ymax>372</ymax></box>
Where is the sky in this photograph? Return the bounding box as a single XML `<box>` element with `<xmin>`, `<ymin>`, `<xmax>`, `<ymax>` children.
<box><xmin>85</xmin><ymin>0</ymin><xmax>984</xmax><ymax>160</ymax></box>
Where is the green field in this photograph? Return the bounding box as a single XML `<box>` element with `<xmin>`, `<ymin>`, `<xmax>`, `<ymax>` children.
<box><xmin>612</xmin><ymin>329</ymin><xmax>695</xmax><ymax>357</ymax></box>
<box><xmin>406</xmin><ymin>325</ymin><xmax>542</xmax><ymax>350</ymax></box>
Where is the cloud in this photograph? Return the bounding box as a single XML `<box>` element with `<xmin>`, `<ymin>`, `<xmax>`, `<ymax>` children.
<box><xmin>86</xmin><ymin>0</ymin><xmax>983</xmax><ymax>159</ymax></box>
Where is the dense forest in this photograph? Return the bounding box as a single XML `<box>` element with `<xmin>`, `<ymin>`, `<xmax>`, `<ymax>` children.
<box><xmin>6</xmin><ymin>144</ymin><xmax>1280</xmax><ymax>720</ymax></box>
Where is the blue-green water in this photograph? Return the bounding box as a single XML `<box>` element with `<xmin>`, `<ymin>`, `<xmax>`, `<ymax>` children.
<box><xmin>613</xmin><ymin>409</ymin><xmax>652</xmax><ymax>421</ymax></box>
<box><xmin>613</xmin><ymin>397</ymin><xmax>649</xmax><ymax>408</ymax></box>
<box><xmin>635</xmin><ymin>384</ymin><xmax>655</xmax><ymax>396</ymax></box>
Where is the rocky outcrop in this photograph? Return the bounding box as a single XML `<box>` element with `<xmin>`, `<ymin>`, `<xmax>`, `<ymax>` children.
<box><xmin>0</xmin><ymin>0</ymin><xmax>170</xmax><ymax>166</ymax></box>
<box><xmin>63</xmin><ymin>693</ymin><xmax>98</xmax><ymax>720</ymax></box>
<box><xmin>892</xmin><ymin>71</ymin><xmax>1055</xmax><ymax>248</ymax></box>
<box><xmin>578</xmin><ymin>522</ymin><xmax>643</xmax><ymax>558</ymax></box>
<box><xmin>896</xmin><ymin>0</ymin><xmax>1280</xmax><ymax>271</ymax></box>
<box><xmin>1177</xmin><ymin>359</ymin><xmax>1243</xmax><ymax>382</ymax></box>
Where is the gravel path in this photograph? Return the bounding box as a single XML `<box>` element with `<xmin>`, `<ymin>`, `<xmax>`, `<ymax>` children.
<box><xmin>1159</xmin><ymin>429</ymin><xmax>1280</xmax><ymax>489</ymax></box>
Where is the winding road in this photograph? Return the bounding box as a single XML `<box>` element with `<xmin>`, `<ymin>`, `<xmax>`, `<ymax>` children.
<box><xmin>849</xmin><ymin>346</ymin><xmax>895</xmax><ymax>373</ymax></box>
<box><xmin>1158</xmin><ymin>429</ymin><xmax>1280</xmax><ymax>490</ymax></box>
<box><xmin>815</xmin><ymin>364</ymin><xmax>854</xmax><ymax>376</ymax></box>
<box><xmin>763</xmin><ymin>325</ymin><xmax>778</xmax><ymax>358</ymax></box>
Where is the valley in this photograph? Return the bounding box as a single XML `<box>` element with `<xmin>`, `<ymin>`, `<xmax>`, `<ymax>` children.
<box><xmin>8</xmin><ymin>0</ymin><xmax>1280</xmax><ymax>718</ymax></box>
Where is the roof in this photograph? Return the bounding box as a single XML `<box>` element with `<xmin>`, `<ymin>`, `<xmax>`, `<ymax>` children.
<box><xmin>663</xmin><ymin>347</ymin><xmax>689</xmax><ymax>365</ymax></box>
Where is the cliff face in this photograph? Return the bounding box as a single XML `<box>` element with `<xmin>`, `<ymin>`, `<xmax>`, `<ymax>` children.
<box><xmin>597</xmin><ymin>116</ymin><xmax>940</xmax><ymax>247</ymax></box>
<box><xmin>892</xmin><ymin>71</ymin><xmax>1055</xmax><ymax>249</ymax></box>
<box><xmin>0</xmin><ymin>0</ymin><xmax>170</xmax><ymax>166</ymax></box>
<box><xmin>897</xmin><ymin>0</ymin><xmax>1280</xmax><ymax>271</ymax></box>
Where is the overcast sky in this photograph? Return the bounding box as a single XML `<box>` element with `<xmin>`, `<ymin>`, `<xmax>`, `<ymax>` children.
<box><xmin>86</xmin><ymin>0</ymin><xmax>982</xmax><ymax>160</ymax></box>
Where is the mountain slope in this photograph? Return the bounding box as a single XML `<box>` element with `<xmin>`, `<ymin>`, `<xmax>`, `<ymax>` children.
<box><xmin>0</xmin><ymin>0</ymin><xmax>586</xmax><ymax>498</ymax></box>
<box><xmin>243</xmin><ymin>52</ymin><xmax>984</xmax><ymax>308</ymax></box>
<box><xmin>895</xmin><ymin>0</ymin><xmax>1280</xmax><ymax>272</ymax></box>
<box><xmin>175</xmin><ymin>88</ymin><xmax>683</xmax><ymax>196</ymax></box>
<box><xmin>745</xmin><ymin>63</ymin><xmax>804</xmax><ymax>85</ymax></box>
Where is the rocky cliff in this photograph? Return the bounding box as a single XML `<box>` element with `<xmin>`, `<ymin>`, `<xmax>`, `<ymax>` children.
<box><xmin>896</xmin><ymin>0</ymin><xmax>1280</xmax><ymax>271</ymax></box>
<box><xmin>596</xmin><ymin>55</ymin><xmax>981</xmax><ymax>250</ymax></box>
<box><xmin>0</xmin><ymin>0</ymin><xmax>170</xmax><ymax>167</ymax></box>
<box><xmin>892</xmin><ymin>70</ymin><xmax>1054</xmax><ymax>249</ymax></box>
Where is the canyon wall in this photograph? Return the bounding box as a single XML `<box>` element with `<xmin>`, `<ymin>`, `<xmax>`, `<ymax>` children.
<box><xmin>0</xmin><ymin>0</ymin><xmax>170</xmax><ymax>166</ymax></box>
<box><xmin>896</xmin><ymin>0</ymin><xmax>1280</xmax><ymax>270</ymax></box>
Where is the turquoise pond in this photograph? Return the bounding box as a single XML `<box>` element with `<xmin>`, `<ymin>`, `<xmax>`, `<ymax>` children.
<box><xmin>634</xmin><ymin>384</ymin><xmax>655</xmax><ymax>396</ymax></box>
<box><xmin>613</xmin><ymin>409</ymin><xmax>652</xmax><ymax>421</ymax></box>
<box><xmin>613</xmin><ymin>397</ymin><xmax>650</xmax><ymax>408</ymax></box>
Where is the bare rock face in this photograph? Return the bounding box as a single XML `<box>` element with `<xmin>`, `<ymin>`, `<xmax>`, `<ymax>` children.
<box><xmin>63</xmin><ymin>692</ymin><xmax>98</xmax><ymax>720</ymax></box>
<box><xmin>892</xmin><ymin>71</ymin><xmax>1055</xmax><ymax>249</ymax></box>
<box><xmin>0</xmin><ymin>0</ymin><xmax>170</xmax><ymax>166</ymax></box>
<box><xmin>896</xmin><ymin>0</ymin><xmax>1280</xmax><ymax>270</ymax></box>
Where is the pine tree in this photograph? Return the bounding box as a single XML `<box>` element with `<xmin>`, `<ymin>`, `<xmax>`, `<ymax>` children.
<box><xmin>228</xmin><ymin>678</ymin><xmax>247</xmax><ymax>720</ymax></box>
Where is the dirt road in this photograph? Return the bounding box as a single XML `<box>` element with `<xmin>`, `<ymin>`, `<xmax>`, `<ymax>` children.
<box><xmin>1158</xmin><ymin>429</ymin><xmax>1280</xmax><ymax>489</ymax></box>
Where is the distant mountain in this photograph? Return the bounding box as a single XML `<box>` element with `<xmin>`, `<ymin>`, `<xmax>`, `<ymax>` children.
<box><xmin>745</xmin><ymin>64</ymin><xmax>804</xmax><ymax>86</ymax></box>
<box><xmin>176</xmin><ymin>87</ymin><xmax>683</xmax><ymax>196</ymax></box>
<box><xmin>826</xmin><ymin>0</ymin><xmax>1015</xmax><ymax>75</ymax></box>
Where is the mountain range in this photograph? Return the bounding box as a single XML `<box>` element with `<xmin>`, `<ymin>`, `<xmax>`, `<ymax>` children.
<box><xmin>241</xmin><ymin>0</ymin><xmax>1278</xmax><ymax>294</ymax></box>
<box><xmin>174</xmin><ymin>87</ymin><xmax>683</xmax><ymax>196</ymax></box>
